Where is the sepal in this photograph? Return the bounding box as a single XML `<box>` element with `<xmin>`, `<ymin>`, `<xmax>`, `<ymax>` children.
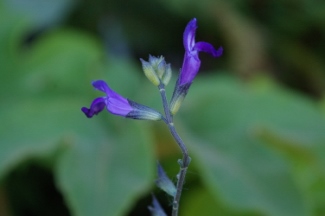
<box><xmin>169</xmin><ymin>82</ymin><xmax>191</xmax><ymax>115</ymax></box>
<box><xmin>162</xmin><ymin>63</ymin><xmax>172</xmax><ymax>85</ymax></box>
<box><xmin>127</xmin><ymin>99</ymin><xmax>162</xmax><ymax>120</ymax></box>
<box><xmin>140</xmin><ymin>58</ymin><xmax>160</xmax><ymax>86</ymax></box>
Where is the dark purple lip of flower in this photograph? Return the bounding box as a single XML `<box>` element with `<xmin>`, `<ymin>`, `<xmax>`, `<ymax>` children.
<box><xmin>178</xmin><ymin>18</ymin><xmax>223</xmax><ymax>86</ymax></box>
<box><xmin>81</xmin><ymin>97</ymin><xmax>106</xmax><ymax>118</ymax></box>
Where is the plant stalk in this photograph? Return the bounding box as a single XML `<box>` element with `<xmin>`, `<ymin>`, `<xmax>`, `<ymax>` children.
<box><xmin>158</xmin><ymin>83</ymin><xmax>190</xmax><ymax>216</ymax></box>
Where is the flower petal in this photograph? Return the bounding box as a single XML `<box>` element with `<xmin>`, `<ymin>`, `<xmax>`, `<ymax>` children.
<box><xmin>106</xmin><ymin>97</ymin><xmax>133</xmax><ymax>116</ymax></box>
<box><xmin>90</xmin><ymin>80</ymin><xmax>137</xmax><ymax>117</ymax></box>
<box><xmin>92</xmin><ymin>80</ymin><xmax>129</xmax><ymax>101</ymax></box>
<box><xmin>194</xmin><ymin>42</ymin><xmax>223</xmax><ymax>57</ymax></box>
<box><xmin>81</xmin><ymin>97</ymin><xmax>106</xmax><ymax>118</ymax></box>
<box><xmin>183</xmin><ymin>18</ymin><xmax>197</xmax><ymax>52</ymax></box>
<box><xmin>179</xmin><ymin>53</ymin><xmax>201</xmax><ymax>86</ymax></box>
<box><xmin>92</xmin><ymin>80</ymin><xmax>111</xmax><ymax>93</ymax></box>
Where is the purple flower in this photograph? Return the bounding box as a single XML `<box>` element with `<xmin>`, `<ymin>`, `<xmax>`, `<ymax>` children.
<box><xmin>170</xmin><ymin>18</ymin><xmax>223</xmax><ymax>115</ymax></box>
<box><xmin>81</xmin><ymin>80</ymin><xmax>162</xmax><ymax>120</ymax></box>
<box><xmin>179</xmin><ymin>18</ymin><xmax>223</xmax><ymax>86</ymax></box>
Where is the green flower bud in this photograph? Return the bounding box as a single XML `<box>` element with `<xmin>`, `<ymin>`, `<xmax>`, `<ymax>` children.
<box><xmin>140</xmin><ymin>58</ymin><xmax>160</xmax><ymax>86</ymax></box>
<box><xmin>140</xmin><ymin>55</ymin><xmax>173</xmax><ymax>87</ymax></box>
<box><xmin>162</xmin><ymin>63</ymin><xmax>172</xmax><ymax>85</ymax></box>
<box><xmin>157</xmin><ymin>58</ymin><xmax>166</xmax><ymax>78</ymax></box>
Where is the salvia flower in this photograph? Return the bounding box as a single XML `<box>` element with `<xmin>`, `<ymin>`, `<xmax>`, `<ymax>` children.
<box><xmin>170</xmin><ymin>18</ymin><xmax>223</xmax><ymax>115</ymax></box>
<box><xmin>140</xmin><ymin>55</ymin><xmax>172</xmax><ymax>86</ymax></box>
<box><xmin>81</xmin><ymin>80</ymin><xmax>162</xmax><ymax>120</ymax></box>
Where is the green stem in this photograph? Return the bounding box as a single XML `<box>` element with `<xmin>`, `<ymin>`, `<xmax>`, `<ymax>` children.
<box><xmin>158</xmin><ymin>83</ymin><xmax>190</xmax><ymax>216</ymax></box>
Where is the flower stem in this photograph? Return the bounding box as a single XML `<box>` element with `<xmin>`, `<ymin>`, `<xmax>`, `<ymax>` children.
<box><xmin>158</xmin><ymin>83</ymin><xmax>191</xmax><ymax>216</ymax></box>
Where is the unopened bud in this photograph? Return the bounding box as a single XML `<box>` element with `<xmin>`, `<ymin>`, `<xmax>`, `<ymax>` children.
<box><xmin>140</xmin><ymin>58</ymin><xmax>160</xmax><ymax>86</ymax></box>
<box><xmin>162</xmin><ymin>63</ymin><xmax>172</xmax><ymax>85</ymax></box>
<box><xmin>140</xmin><ymin>55</ymin><xmax>173</xmax><ymax>87</ymax></box>
<box><xmin>157</xmin><ymin>58</ymin><xmax>166</xmax><ymax>78</ymax></box>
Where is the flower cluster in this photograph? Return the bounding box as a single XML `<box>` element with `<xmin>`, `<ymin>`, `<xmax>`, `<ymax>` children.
<box><xmin>140</xmin><ymin>55</ymin><xmax>172</xmax><ymax>86</ymax></box>
<box><xmin>81</xmin><ymin>18</ymin><xmax>222</xmax><ymax>119</ymax></box>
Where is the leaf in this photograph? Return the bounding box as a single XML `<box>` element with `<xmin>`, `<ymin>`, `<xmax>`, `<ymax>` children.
<box><xmin>3</xmin><ymin>0</ymin><xmax>75</xmax><ymax>28</ymax></box>
<box><xmin>0</xmin><ymin>96</ymin><xmax>155</xmax><ymax>216</ymax></box>
<box><xmin>0</xmin><ymin>4</ymin><xmax>30</xmax><ymax>97</ymax></box>
<box><xmin>0</xmin><ymin>24</ymin><xmax>156</xmax><ymax>215</ymax></box>
<box><xmin>180</xmin><ymin>188</ymin><xmax>261</xmax><ymax>216</ymax></box>
<box><xmin>178</xmin><ymin>75</ymin><xmax>325</xmax><ymax>216</ymax></box>
<box><xmin>19</xmin><ymin>30</ymin><xmax>103</xmax><ymax>97</ymax></box>
<box><xmin>55</xmin><ymin>119</ymin><xmax>155</xmax><ymax>216</ymax></box>
<box><xmin>0</xmin><ymin>98</ymin><xmax>96</xmax><ymax>179</ymax></box>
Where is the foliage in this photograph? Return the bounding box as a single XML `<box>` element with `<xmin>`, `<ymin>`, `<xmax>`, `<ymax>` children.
<box><xmin>0</xmin><ymin>0</ymin><xmax>324</xmax><ymax>216</ymax></box>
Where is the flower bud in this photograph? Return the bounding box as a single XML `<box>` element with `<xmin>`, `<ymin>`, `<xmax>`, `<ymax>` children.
<box><xmin>140</xmin><ymin>58</ymin><xmax>160</xmax><ymax>86</ymax></box>
<box><xmin>161</xmin><ymin>63</ymin><xmax>172</xmax><ymax>85</ymax></box>
<box><xmin>140</xmin><ymin>55</ymin><xmax>172</xmax><ymax>86</ymax></box>
<box><xmin>156</xmin><ymin>58</ymin><xmax>166</xmax><ymax>78</ymax></box>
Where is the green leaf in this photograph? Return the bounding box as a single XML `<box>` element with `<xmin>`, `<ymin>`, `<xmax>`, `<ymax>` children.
<box><xmin>3</xmin><ymin>0</ymin><xmax>75</xmax><ymax>28</ymax></box>
<box><xmin>55</xmin><ymin>120</ymin><xmax>155</xmax><ymax>216</ymax></box>
<box><xmin>0</xmin><ymin>98</ymin><xmax>95</xmax><ymax>179</ymax></box>
<box><xmin>0</xmin><ymin>97</ymin><xmax>155</xmax><ymax>216</ymax></box>
<box><xmin>0</xmin><ymin>16</ymin><xmax>158</xmax><ymax>215</ymax></box>
<box><xmin>181</xmin><ymin>188</ymin><xmax>261</xmax><ymax>216</ymax></box>
<box><xmin>20</xmin><ymin>30</ymin><xmax>103</xmax><ymax>97</ymax></box>
<box><xmin>0</xmin><ymin>4</ymin><xmax>30</xmax><ymax>95</ymax></box>
<box><xmin>179</xmin><ymin>75</ymin><xmax>325</xmax><ymax>216</ymax></box>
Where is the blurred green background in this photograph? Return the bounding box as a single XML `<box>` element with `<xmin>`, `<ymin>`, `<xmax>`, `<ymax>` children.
<box><xmin>0</xmin><ymin>0</ymin><xmax>325</xmax><ymax>215</ymax></box>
